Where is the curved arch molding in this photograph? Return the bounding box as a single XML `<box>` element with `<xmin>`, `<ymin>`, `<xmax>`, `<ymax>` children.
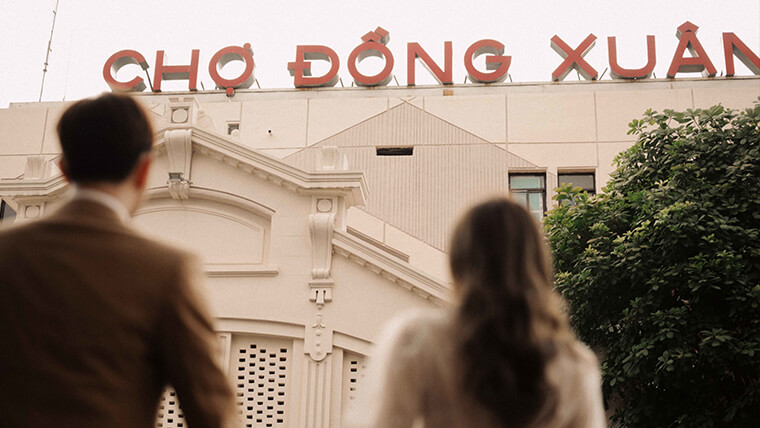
<box><xmin>135</xmin><ymin>188</ymin><xmax>277</xmax><ymax>277</ymax></box>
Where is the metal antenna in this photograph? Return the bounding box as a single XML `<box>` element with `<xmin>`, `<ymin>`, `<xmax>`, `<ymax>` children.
<box><xmin>39</xmin><ymin>0</ymin><xmax>61</xmax><ymax>102</ymax></box>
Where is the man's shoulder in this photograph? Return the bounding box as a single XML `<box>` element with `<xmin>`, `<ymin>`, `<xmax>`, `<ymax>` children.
<box><xmin>0</xmin><ymin>220</ymin><xmax>46</xmax><ymax>250</ymax></box>
<box><xmin>0</xmin><ymin>215</ymin><xmax>197</xmax><ymax>274</ymax></box>
<box><xmin>114</xmin><ymin>227</ymin><xmax>199</xmax><ymax>274</ymax></box>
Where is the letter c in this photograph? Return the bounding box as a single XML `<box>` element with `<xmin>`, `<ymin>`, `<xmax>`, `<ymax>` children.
<box><xmin>102</xmin><ymin>50</ymin><xmax>149</xmax><ymax>92</ymax></box>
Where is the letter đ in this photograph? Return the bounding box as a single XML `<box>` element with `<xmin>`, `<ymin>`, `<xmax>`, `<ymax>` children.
<box><xmin>288</xmin><ymin>45</ymin><xmax>341</xmax><ymax>88</ymax></box>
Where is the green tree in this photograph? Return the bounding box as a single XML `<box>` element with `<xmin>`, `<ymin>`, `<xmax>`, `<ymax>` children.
<box><xmin>545</xmin><ymin>102</ymin><xmax>760</xmax><ymax>427</ymax></box>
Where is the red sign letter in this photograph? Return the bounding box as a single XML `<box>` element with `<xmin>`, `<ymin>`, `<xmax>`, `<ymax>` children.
<box><xmin>464</xmin><ymin>39</ymin><xmax>511</xmax><ymax>84</ymax></box>
<box><xmin>153</xmin><ymin>50</ymin><xmax>200</xmax><ymax>92</ymax></box>
<box><xmin>288</xmin><ymin>45</ymin><xmax>340</xmax><ymax>88</ymax></box>
<box><xmin>102</xmin><ymin>50</ymin><xmax>149</xmax><ymax>92</ymax></box>
<box><xmin>723</xmin><ymin>32</ymin><xmax>760</xmax><ymax>76</ymax></box>
<box><xmin>667</xmin><ymin>22</ymin><xmax>716</xmax><ymax>78</ymax></box>
<box><xmin>551</xmin><ymin>34</ymin><xmax>598</xmax><ymax>81</ymax></box>
<box><xmin>209</xmin><ymin>44</ymin><xmax>255</xmax><ymax>96</ymax></box>
<box><xmin>407</xmin><ymin>42</ymin><xmax>453</xmax><ymax>86</ymax></box>
<box><xmin>348</xmin><ymin>27</ymin><xmax>394</xmax><ymax>87</ymax></box>
<box><xmin>608</xmin><ymin>35</ymin><xmax>656</xmax><ymax>80</ymax></box>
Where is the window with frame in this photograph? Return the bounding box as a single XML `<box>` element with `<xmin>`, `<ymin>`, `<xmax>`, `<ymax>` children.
<box><xmin>509</xmin><ymin>173</ymin><xmax>546</xmax><ymax>222</ymax></box>
<box><xmin>558</xmin><ymin>172</ymin><xmax>596</xmax><ymax>196</ymax></box>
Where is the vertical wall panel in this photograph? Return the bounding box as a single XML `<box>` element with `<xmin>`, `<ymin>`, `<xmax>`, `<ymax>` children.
<box><xmin>285</xmin><ymin>103</ymin><xmax>535</xmax><ymax>250</ymax></box>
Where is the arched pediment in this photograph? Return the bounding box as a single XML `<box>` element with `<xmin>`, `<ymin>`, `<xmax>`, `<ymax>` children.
<box><xmin>135</xmin><ymin>190</ymin><xmax>277</xmax><ymax>277</ymax></box>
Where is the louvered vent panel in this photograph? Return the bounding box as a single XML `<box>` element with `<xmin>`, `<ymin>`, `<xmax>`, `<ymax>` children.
<box><xmin>232</xmin><ymin>335</ymin><xmax>292</xmax><ymax>428</ymax></box>
<box><xmin>341</xmin><ymin>353</ymin><xmax>368</xmax><ymax>415</ymax></box>
<box><xmin>156</xmin><ymin>387</ymin><xmax>185</xmax><ymax>428</ymax></box>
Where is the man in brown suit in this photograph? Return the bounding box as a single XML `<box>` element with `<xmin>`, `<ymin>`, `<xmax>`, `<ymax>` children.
<box><xmin>0</xmin><ymin>94</ymin><xmax>235</xmax><ymax>427</ymax></box>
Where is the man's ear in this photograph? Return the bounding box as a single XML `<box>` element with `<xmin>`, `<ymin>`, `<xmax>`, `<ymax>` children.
<box><xmin>133</xmin><ymin>154</ymin><xmax>152</xmax><ymax>189</ymax></box>
<box><xmin>59</xmin><ymin>158</ymin><xmax>71</xmax><ymax>183</ymax></box>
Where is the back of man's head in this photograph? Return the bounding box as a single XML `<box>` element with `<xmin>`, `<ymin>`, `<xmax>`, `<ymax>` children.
<box><xmin>57</xmin><ymin>93</ymin><xmax>153</xmax><ymax>183</ymax></box>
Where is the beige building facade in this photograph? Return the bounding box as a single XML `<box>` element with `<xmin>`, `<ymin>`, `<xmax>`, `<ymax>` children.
<box><xmin>0</xmin><ymin>76</ymin><xmax>758</xmax><ymax>427</ymax></box>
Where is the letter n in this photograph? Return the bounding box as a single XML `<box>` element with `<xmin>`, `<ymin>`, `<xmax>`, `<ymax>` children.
<box><xmin>407</xmin><ymin>42</ymin><xmax>453</xmax><ymax>85</ymax></box>
<box><xmin>723</xmin><ymin>32</ymin><xmax>760</xmax><ymax>76</ymax></box>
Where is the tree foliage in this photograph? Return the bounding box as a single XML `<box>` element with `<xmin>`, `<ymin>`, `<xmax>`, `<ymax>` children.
<box><xmin>545</xmin><ymin>102</ymin><xmax>760</xmax><ymax>427</ymax></box>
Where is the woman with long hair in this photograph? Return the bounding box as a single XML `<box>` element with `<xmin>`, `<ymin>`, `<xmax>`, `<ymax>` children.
<box><xmin>349</xmin><ymin>197</ymin><xmax>605</xmax><ymax>428</ymax></box>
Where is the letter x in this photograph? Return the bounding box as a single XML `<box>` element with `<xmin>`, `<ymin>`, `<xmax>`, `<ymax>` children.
<box><xmin>551</xmin><ymin>34</ymin><xmax>598</xmax><ymax>81</ymax></box>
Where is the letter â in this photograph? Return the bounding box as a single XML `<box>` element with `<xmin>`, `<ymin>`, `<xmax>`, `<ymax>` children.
<box><xmin>667</xmin><ymin>22</ymin><xmax>716</xmax><ymax>78</ymax></box>
<box><xmin>551</xmin><ymin>34</ymin><xmax>598</xmax><ymax>81</ymax></box>
<box><xmin>723</xmin><ymin>32</ymin><xmax>760</xmax><ymax>76</ymax></box>
<box><xmin>407</xmin><ymin>42</ymin><xmax>453</xmax><ymax>86</ymax></box>
<box><xmin>209</xmin><ymin>44</ymin><xmax>255</xmax><ymax>95</ymax></box>
<box><xmin>102</xmin><ymin>50</ymin><xmax>149</xmax><ymax>92</ymax></box>
<box><xmin>288</xmin><ymin>45</ymin><xmax>341</xmax><ymax>88</ymax></box>
<box><xmin>153</xmin><ymin>50</ymin><xmax>200</xmax><ymax>92</ymax></box>
<box><xmin>464</xmin><ymin>39</ymin><xmax>511</xmax><ymax>84</ymax></box>
<box><xmin>608</xmin><ymin>35</ymin><xmax>656</xmax><ymax>80</ymax></box>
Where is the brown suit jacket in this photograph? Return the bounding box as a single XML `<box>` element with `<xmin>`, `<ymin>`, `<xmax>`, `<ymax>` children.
<box><xmin>0</xmin><ymin>199</ymin><xmax>235</xmax><ymax>427</ymax></box>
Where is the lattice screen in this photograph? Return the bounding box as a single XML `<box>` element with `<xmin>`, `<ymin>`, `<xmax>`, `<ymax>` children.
<box><xmin>231</xmin><ymin>335</ymin><xmax>292</xmax><ymax>428</ymax></box>
<box><xmin>341</xmin><ymin>352</ymin><xmax>368</xmax><ymax>415</ymax></box>
<box><xmin>156</xmin><ymin>387</ymin><xmax>184</xmax><ymax>428</ymax></box>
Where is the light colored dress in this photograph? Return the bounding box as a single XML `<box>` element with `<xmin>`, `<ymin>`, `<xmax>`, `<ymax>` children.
<box><xmin>347</xmin><ymin>309</ymin><xmax>607</xmax><ymax>428</ymax></box>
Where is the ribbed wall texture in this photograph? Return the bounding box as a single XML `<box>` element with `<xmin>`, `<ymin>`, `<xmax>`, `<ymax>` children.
<box><xmin>285</xmin><ymin>102</ymin><xmax>536</xmax><ymax>251</ymax></box>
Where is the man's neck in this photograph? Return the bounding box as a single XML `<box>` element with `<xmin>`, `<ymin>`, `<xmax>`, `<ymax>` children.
<box><xmin>74</xmin><ymin>183</ymin><xmax>136</xmax><ymax>220</ymax></box>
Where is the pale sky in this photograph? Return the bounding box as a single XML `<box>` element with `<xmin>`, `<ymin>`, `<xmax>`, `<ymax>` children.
<box><xmin>2</xmin><ymin>0</ymin><xmax>758</xmax><ymax>108</ymax></box>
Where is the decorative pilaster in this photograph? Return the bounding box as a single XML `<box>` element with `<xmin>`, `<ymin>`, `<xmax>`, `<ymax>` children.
<box><xmin>298</xmin><ymin>355</ymin><xmax>333</xmax><ymax>428</ymax></box>
<box><xmin>300</xmin><ymin>196</ymin><xmax>339</xmax><ymax>428</ymax></box>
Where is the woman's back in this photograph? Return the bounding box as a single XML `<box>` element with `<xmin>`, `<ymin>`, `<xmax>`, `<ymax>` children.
<box><xmin>347</xmin><ymin>199</ymin><xmax>606</xmax><ymax>428</ymax></box>
<box><xmin>353</xmin><ymin>309</ymin><xmax>605</xmax><ymax>428</ymax></box>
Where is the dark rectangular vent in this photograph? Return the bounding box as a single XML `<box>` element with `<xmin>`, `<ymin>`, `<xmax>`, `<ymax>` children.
<box><xmin>376</xmin><ymin>147</ymin><xmax>413</xmax><ymax>156</ymax></box>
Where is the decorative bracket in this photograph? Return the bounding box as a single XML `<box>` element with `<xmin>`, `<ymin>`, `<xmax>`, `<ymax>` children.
<box><xmin>305</xmin><ymin>197</ymin><xmax>340</xmax><ymax>366</ymax></box>
<box><xmin>165</xmin><ymin>129</ymin><xmax>193</xmax><ymax>200</ymax></box>
<box><xmin>308</xmin><ymin>197</ymin><xmax>337</xmax><ymax>306</ymax></box>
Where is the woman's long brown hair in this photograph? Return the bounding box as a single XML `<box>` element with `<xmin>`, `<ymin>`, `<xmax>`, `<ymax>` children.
<box><xmin>449</xmin><ymin>198</ymin><xmax>573</xmax><ymax>427</ymax></box>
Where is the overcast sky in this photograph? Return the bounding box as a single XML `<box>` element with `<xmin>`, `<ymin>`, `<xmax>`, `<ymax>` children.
<box><xmin>1</xmin><ymin>0</ymin><xmax>758</xmax><ymax>108</ymax></box>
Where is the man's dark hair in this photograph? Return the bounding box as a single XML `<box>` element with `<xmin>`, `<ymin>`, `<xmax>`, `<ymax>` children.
<box><xmin>57</xmin><ymin>93</ymin><xmax>153</xmax><ymax>183</ymax></box>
